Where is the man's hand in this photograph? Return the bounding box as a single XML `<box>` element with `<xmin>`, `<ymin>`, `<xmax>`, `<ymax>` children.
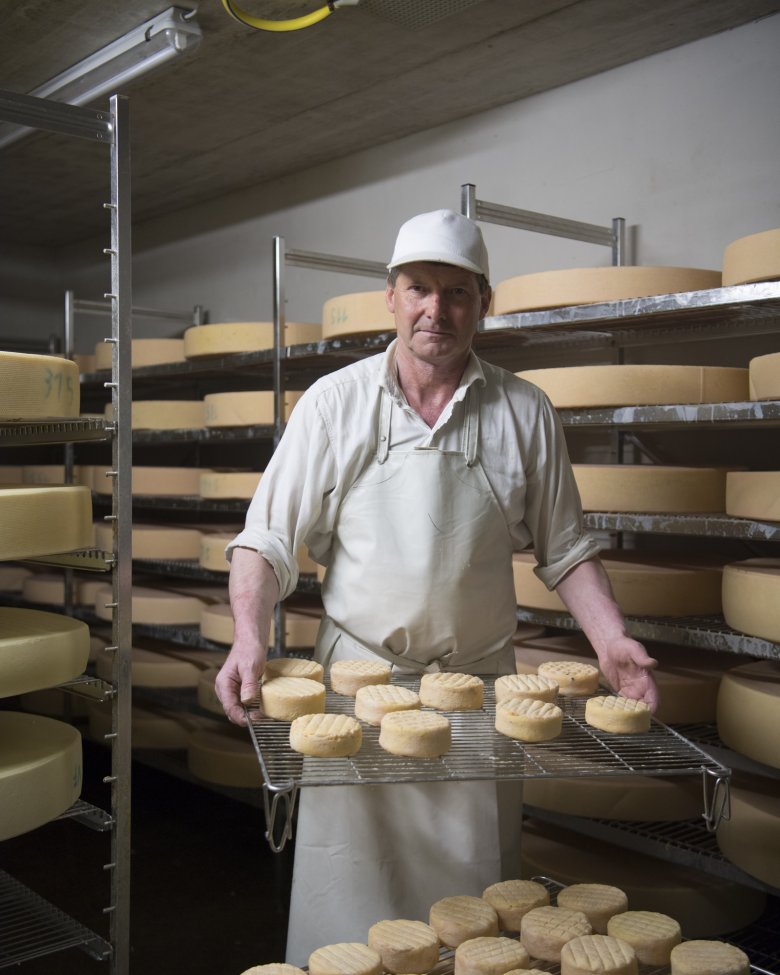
<box><xmin>215</xmin><ymin>639</ymin><xmax>266</xmax><ymax>726</ymax></box>
<box><xmin>597</xmin><ymin>634</ymin><xmax>659</xmax><ymax>712</ymax></box>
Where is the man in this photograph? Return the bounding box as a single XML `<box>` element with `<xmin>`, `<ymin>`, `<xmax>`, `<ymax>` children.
<box><xmin>216</xmin><ymin>209</ymin><xmax>658</xmax><ymax>961</ymax></box>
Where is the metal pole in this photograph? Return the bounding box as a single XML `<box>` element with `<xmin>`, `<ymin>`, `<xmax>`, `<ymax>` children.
<box><xmin>272</xmin><ymin>236</ymin><xmax>286</xmax><ymax>658</ymax></box>
<box><xmin>461</xmin><ymin>183</ymin><xmax>477</xmax><ymax>219</ymax></box>
<box><xmin>612</xmin><ymin>217</ymin><xmax>626</xmax><ymax>266</ymax></box>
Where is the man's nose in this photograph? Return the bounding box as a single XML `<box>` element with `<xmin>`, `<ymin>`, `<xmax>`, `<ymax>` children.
<box><xmin>424</xmin><ymin>291</ymin><xmax>445</xmax><ymax>320</ymax></box>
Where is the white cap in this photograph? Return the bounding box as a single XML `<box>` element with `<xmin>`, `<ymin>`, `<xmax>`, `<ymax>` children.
<box><xmin>387</xmin><ymin>209</ymin><xmax>490</xmax><ymax>281</ymax></box>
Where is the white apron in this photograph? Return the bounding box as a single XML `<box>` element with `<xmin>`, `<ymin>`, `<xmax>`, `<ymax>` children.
<box><xmin>285</xmin><ymin>386</ymin><xmax>523</xmax><ymax>964</ymax></box>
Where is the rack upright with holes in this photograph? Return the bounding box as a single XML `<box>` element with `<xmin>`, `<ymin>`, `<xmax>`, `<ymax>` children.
<box><xmin>0</xmin><ymin>89</ymin><xmax>132</xmax><ymax>975</ymax></box>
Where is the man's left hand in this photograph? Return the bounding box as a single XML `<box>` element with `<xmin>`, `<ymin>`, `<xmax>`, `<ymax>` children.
<box><xmin>599</xmin><ymin>635</ymin><xmax>659</xmax><ymax>711</ymax></box>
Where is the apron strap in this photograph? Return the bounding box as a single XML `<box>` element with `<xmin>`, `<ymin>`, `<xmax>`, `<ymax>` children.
<box><xmin>376</xmin><ymin>389</ymin><xmax>392</xmax><ymax>465</ymax></box>
<box><xmin>462</xmin><ymin>384</ymin><xmax>480</xmax><ymax>467</ymax></box>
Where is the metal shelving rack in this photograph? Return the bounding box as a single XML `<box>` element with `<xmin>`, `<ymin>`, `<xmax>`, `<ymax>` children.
<box><xmin>0</xmin><ymin>88</ymin><xmax>132</xmax><ymax>975</ymax></box>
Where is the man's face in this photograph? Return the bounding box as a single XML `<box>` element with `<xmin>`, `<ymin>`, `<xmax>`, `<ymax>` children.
<box><xmin>386</xmin><ymin>261</ymin><xmax>491</xmax><ymax>370</ymax></box>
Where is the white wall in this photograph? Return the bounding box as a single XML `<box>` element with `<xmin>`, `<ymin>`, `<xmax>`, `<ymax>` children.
<box><xmin>52</xmin><ymin>12</ymin><xmax>780</xmax><ymax>351</ymax></box>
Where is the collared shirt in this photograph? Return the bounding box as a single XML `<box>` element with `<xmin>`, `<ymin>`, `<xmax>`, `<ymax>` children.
<box><xmin>228</xmin><ymin>339</ymin><xmax>599</xmax><ymax>600</ymax></box>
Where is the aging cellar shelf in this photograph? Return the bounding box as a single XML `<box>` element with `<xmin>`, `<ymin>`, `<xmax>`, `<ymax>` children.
<box><xmin>559</xmin><ymin>400</ymin><xmax>780</xmax><ymax>430</ymax></box>
<box><xmin>0</xmin><ymin>417</ymin><xmax>108</xmax><ymax>446</ymax></box>
<box><xmin>582</xmin><ymin>511</ymin><xmax>780</xmax><ymax>542</ymax></box>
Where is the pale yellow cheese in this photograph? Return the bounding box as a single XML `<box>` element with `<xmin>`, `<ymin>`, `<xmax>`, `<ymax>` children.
<box><xmin>93</xmin><ymin>584</ymin><xmax>206</xmax><ymax>625</ymax></box>
<box><xmin>77</xmin><ymin>577</ymin><xmax>108</xmax><ymax>607</ymax></box>
<box><xmin>199</xmin><ymin>532</ymin><xmax>232</xmax><ymax>571</ymax></box>
<box><xmin>264</xmin><ymin>657</ymin><xmax>324</xmax><ymax>682</ymax></box>
<box><xmin>520</xmin><ymin>905</ymin><xmax>592</xmax><ymax>963</ymax></box>
<box><xmin>513</xmin><ymin>551</ymin><xmax>723</xmax><ymax>617</ymax></box>
<box><xmin>494</xmin><ymin>672</ymin><xmax>559</xmax><ymax>703</ymax></box>
<box><xmin>0</xmin><ymin>712</ymin><xmax>82</xmax><ymax>840</ymax></box>
<box><xmin>22</xmin><ymin>464</ymin><xmax>83</xmax><ymax>485</ymax></box>
<box><xmin>240</xmin><ymin>965</ymin><xmax>306</xmax><ymax>975</ymax></box>
<box><xmin>308</xmin><ymin>942</ymin><xmax>382</xmax><ymax>975</ymax></box>
<box><xmin>89</xmin><ymin>704</ymin><xmax>202</xmax><ymax>750</ymax></box>
<box><xmin>184</xmin><ymin>320</ymin><xmax>321</xmax><ymax>357</ymax></box>
<box><xmin>21</xmin><ymin>573</ymin><xmax>66</xmax><ymax>605</ymax></box>
<box><xmin>722</xmin><ymin>227</ymin><xmax>780</xmax><ymax>286</ymax></box>
<box><xmin>0</xmin><ymin>351</ymin><xmax>79</xmax><ymax>419</ymax></box>
<box><xmin>117</xmin><ymin>400</ymin><xmax>205</xmax><ymax>430</ymax></box>
<box><xmin>203</xmin><ymin>390</ymin><xmax>303</xmax><ymax>427</ymax></box>
<box><xmin>197</xmin><ymin>667</ymin><xmax>223</xmax><ymax>716</ymax></box>
<box><xmin>670</xmin><ymin>939</ymin><xmax>750</xmax><ymax>975</ymax></box>
<box><xmin>481</xmin><ymin>878</ymin><xmax>550</xmax><ymax>932</ymax></box>
<box><xmin>0</xmin><ymin>564</ymin><xmax>31</xmax><ymax>591</ymax></box>
<box><xmin>93</xmin><ymin>466</ymin><xmax>204</xmax><ymax>497</ymax></box>
<box><xmin>379</xmin><ymin>710</ymin><xmax>451</xmax><ymax>758</ymax></box>
<box><xmin>607</xmin><ymin>911</ymin><xmax>681</xmax><ymax>966</ymax></box>
<box><xmin>716</xmin><ymin>660</ymin><xmax>780</xmax><ymax>769</ymax></box>
<box><xmin>556</xmin><ymin>884</ymin><xmax>629</xmax><ymax>935</ymax></box>
<box><xmin>289</xmin><ymin>712</ymin><xmax>362</xmax><ymax>757</ymax></box>
<box><xmin>95</xmin><ymin>522</ymin><xmax>203</xmax><ymax>561</ymax></box>
<box><xmin>187</xmin><ymin>726</ymin><xmax>261</xmax><ymax>787</ymax></box>
<box><xmin>0</xmin><ymin>465</ymin><xmax>23</xmax><ymax>483</ymax></box>
<box><xmin>94</xmin><ymin>337</ymin><xmax>185</xmax><ymax>370</ymax></box>
<box><xmin>716</xmin><ymin>775</ymin><xmax>780</xmax><ymax>888</ymax></box>
<box><xmin>329</xmin><ymin>659</ymin><xmax>391</xmax><ymax>696</ymax></box>
<box><xmin>95</xmin><ymin>646</ymin><xmax>201</xmax><ymax>688</ymax></box>
<box><xmin>73</xmin><ymin>352</ymin><xmax>96</xmax><ymax>374</ymax></box>
<box><xmin>322</xmin><ymin>291</ymin><xmax>395</xmax><ymax>340</ymax></box>
<box><xmin>495</xmin><ymin>696</ymin><xmax>563</xmax><ymax>742</ymax></box>
<box><xmin>367</xmin><ymin>918</ymin><xmax>440</xmax><ymax>975</ymax></box>
<box><xmin>454</xmin><ymin>936</ymin><xmax>531</xmax><ymax>975</ymax></box>
<box><xmin>516</xmin><ymin>364</ymin><xmax>749</xmax><ymax>408</ymax></box>
<box><xmin>201</xmin><ymin>603</ymin><xmax>235</xmax><ymax>644</ymax></box>
<box><xmin>585</xmin><ymin>696</ymin><xmax>651</xmax><ymax>734</ymax></box>
<box><xmin>0</xmin><ymin>484</ymin><xmax>93</xmax><ymax>559</ymax></box>
<box><xmin>199</xmin><ymin>469</ymin><xmax>261</xmax><ymax>499</ymax></box>
<box><xmin>354</xmin><ymin>683</ymin><xmax>420</xmax><ymax>725</ymax></box>
<box><xmin>560</xmin><ymin>934</ymin><xmax>638</xmax><ymax>975</ymax></box>
<box><xmin>538</xmin><ymin>660</ymin><xmax>600</xmax><ymax>695</ymax></box>
<box><xmin>260</xmin><ymin>675</ymin><xmax>326</xmax><ymax>720</ymax></box>
<box><xmin>0</xmin><ymin>608</ymin><xmax>90</xmax><ymax>698</ymax></box>
<box><xmin>725</xmin><ymin>470</ymin><xmax>780</xmax><ymax>521</ymax></box>
<box><xmin>722</xmin><ymin>558</ymin><xmax>780</xmax><ymax>641</ymax></box>
<box><xmin>201</xmin><ymin>606</ymin><xmax>318</xmax><ymax>648</ymax></box>
<box><xmin>429</xmin><ymin>895</ymin><xmax>500</xmax><ymax>949</ymax></box>
<box><xmin>748</xmin><ymin>351</ymin><xmax>780</xmax><ymax>400</ymax></box>
<box><xmin>419</xmin><ymin>671</ymin><xmax>484</xmax><ymax>710</ymax></box>
<box><xmin>494</xmin><ymin>266</ymin><xmax>721</xmax><ymax>314</ymax></box>
<box><xmin>573</xmin><ymin>464</ymin><xmax>728</xmax><ymax>513</ymax></box>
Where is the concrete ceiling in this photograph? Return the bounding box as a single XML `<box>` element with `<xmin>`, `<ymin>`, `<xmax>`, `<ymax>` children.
<box><xmin>1</xmin><ymin>0</ymin><xmax>778</xmax><ymax>249</ymax></box>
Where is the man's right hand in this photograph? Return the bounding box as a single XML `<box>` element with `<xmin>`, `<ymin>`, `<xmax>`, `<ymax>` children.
<box><xmin>215</xmin><ymin>640</ymin><xmax>266</xmax><ymax>726</ymax></box>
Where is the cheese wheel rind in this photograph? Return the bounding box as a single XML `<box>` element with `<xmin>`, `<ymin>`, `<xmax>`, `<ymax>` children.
<box><xmin>606</xmin><ymin>911</ymin><xmax>681</xmax><ymax>966</ymax></box>
<box><xmin>574</xmin><ymin>464</ymin><xmax>727</xmax><ymax>514</ymax></box>
<box><xmin>261</xmin><ymin>676</ymin><xmax>326</xmax><ymax>721</ymax></box>
<box><xmin>308</xmin><ymin>943</ymin><xmax>382</xmax><ymax>975</ymax></box>
<box><xmin>183</xmin><ymin>321</ymin><xmax>321</xmax><ymax>358</ymax></box>
<box><xmin>419</xmin><ymin>671</ymin><xmax>484</xmax><ymax>710</ymax></box>
<box><xmin>725</xmin><ymin>470</ymin><xmax>780</xmax><ymax>521</ymax></box>
<box><xmin>557</xmin><ymin>884</ymin><xmax>629</xmax><ymax>935</ymax></box>
<box><xmin>722</xmin><ymin>558</ymin><xmax>780</xmax><ymax>642</ymax></box>
<box><xmin>322</xmin><ymin>291</ymin><xmax>395</xmax><ymax>340</ymax></box>
<box><xmin>289</xmin><ymin>713</ymin><xmax>362</xmax><ymax>757</ymax></box>
<box><xmin>0</xmin><ymin>484</ymin><xmax>93</xmax><ymax>559</ymax></box>
<box><xmin>716</xmin><ymin>660</ymin><xmax>780</xmax><ymax>769</ymax></box>
<box><xmin>748</xmin><ymin>351</ymin><xmax>780</xmax><ymax>400</ymax></box>
<box><xmin>0</xmin><ymin>608</ymin><xmax>91</xmax><ymax>698</ymax></box>
<box><xmin>454</xmin><ymin>935</ymin><xmax>531</xmax><ymax>975</ymax></box>
<box><xmin>354</xmin><ymin>683</ymin><xmax>420</xmax><ymax>725</ymax></box>
<box><xmin>722</xmin><ymin>227</ymin><xmax>780</xmax><ymax>286</ymax></box>
<box><xmin>585</xmin><ymin>696</ymin><xmax>651</xmax><ymax>734</ymax></box>
<box><xmin>379</xmin><ymin>710</ymin><xmax>451</xmax><ymax>758</ymax></box>
<box><xmin>481</xmin><ymin>879</ymin><xmax>550</xmax><ymax>932</ymax></box>
<box><xmin>367</xmin><ymin>918</ymin><xmax>440</xmax><ymax>974</ymax></box>
<box><xmin>716</xmin><ymin>777</ymin><xmax>780</xmax><ymax>888</ymax></box>
<box><xmin>669</xmin><ymin>939</ymin><xmax>749</xmax><ymax>975</ymax></box>
<box><xmin>94</xmin><ymin>337</ymin><xmax>184</xmax><ymax>370</ymax></box>
<box><xmin>560</xmin><ymin>934</ymin><xmax>638</xmax><ymax>975</ymax></box>
<box><xmin>495</xmin><ymin>696</ymin><xmax>563</xmax><ymax>742</ymax></box>
<box><xmin>329</xmin><ymin>659</ymin><xmax>391</xmax><ymax>696</ymax></box>
<box><xmin>429</xmin><ymin>894</ymin><xmax>500</xmax><ymax>948</ymax></box>
<box><xmin>0</xmin><ymin>351</ymin><xmax>79</xmax><ymax>419</ymax></box>
<box><xmin>520</xmin><ymin>905</ymin><xmax>592</xmax><ymax>962</ymax></box>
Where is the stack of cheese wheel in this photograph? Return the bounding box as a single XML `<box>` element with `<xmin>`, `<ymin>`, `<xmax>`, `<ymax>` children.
<box><xmin>726</xmin><ymin>471</ymin><xmax>780</xmax><ymax>521</ymax></box>
<box><xmin>573</xmin><ymin>464</ymin><xmax>728</xmax><ymax>513</ymax></box>
<box><xmin>521</xmin><ymin>818</ymin><xmax>766</xmax><ymax>938</ymax></box>
<box><xmin>0</xmin><ymin>711</ymin><xmax>83</xmax><ymax>840</ymax></box>
<box><xmin>716</xmin><ymin>772</ymin><xmax>780</xmax><ymax>889</ymax></box>
<box><xmin>94</xmin><ymin>337</ymin><xmax>185</xmax><ymax>370</ymax></box>
<box><xmin>95</xmin><ymin>522</ymin><xmax>203</xmax><ymax>561</ymax></box>
<box><xmin>722</xmin><ymin>228</ymin><xmax>780</xmax><ymax>286</ymax></box>
<box><xmin>322</xmin><ymin>291</ymin><xmax>395</xmax><ymax>340</ymax></box>
<box><xmin>716</xmin><ymin>660</ymin><xmax>780</xmax><ymax>769</ymax></box>
<box><xmin>183</xmin><ymin>320</ymin><xmax>321</xmax><ymax>357</ymax></box>
<box><xmin>199</xmin><ymin>469</ymin><xmax>261</xmax><ymax>500</ymax></box>
<box><xmin>0</xmin><ymin>607</ymin><xmax>91</xmax><ymax>697</ymax></box>
<box><xmin>0</xmin><ymin>484</ymin><xmax>93</xmax><ymax>560</ymax></box>
<box><xmin>493</xmin><ymin>266</ymin><xmax>721</xmax><ymax>314</ymax></box>
<box><xmin>93</xmin><ymin>465</ymin><xmax>204</xmax><ymax>498</ymax></box>
<box><xmin>105</xmin><ymin>399</ymin><xmax>205</xmax><ymax>430</ymax></box>
<box><xmin>748</xmin><ymin>351</ymin><xmax>780</xmax><ymax>400</ymax></box>
<box><xmin>722</xmin><ymin>558</ymin><xmax>780</xmax><ymax>642</ymax></box>
<box><xmin>513</xmin><ymin>550</ymin><xmax>723</xmax><ymax>617</ymax></box>
<box><xmin>188</xmin><ymin>725</ymin><xmax>261</xmax><ymax>787</ymax></box>
<box><xmin>203</xmin><ymin>390</ymin><xmax>304</xmax><ymax>427</ymax></box>
<box><xmin>0</xmin><ymin>350</ymin><xmax>80</xmax><ymax>419</ymax></box>
<box><xmin>516</xmin><ymin>363</ymin><xmax>749</xmax><ymax>407</ymax></box>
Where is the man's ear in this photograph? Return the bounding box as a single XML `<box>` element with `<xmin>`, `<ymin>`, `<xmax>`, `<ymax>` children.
<box><xmin>480</xmin><ymin>286</ymin><xmax>493</xmax><ymax>319</ymax></box>
<box><xmin>385</xmin><ymin>280</ymin><xmax>396</xmax><ymax>313</ymax></box>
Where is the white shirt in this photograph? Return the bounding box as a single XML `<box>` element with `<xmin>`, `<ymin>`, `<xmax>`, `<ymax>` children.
<box><xmin>228</xmin><ymin>339</ymin><xmax>599</xmax><ymax>600</ymax></box>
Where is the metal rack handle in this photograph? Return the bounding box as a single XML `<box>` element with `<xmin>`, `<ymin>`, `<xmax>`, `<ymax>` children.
<box><xmin>263</xmin><ymin>783</ymin><xmax>299</xmax><ymax>853</ymax></box>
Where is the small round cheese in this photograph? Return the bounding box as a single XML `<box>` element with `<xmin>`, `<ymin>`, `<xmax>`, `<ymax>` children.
<box><xmin>419</xmin><ymin>672</ymin><xmax>484</xmax><ymax>710</ymax></box>
<box><xmin>379</xmin><ymin>710</ymin><xmax>451</xmax><ymax>758</ymax></box>
<box><xmin>429</xmin><ymin>894</ymin><xmax>499</xmax><ymax>949</ymax></box>
<box><xmin>454</xmin><ymin>936</ymin><xmax>530</xmax><ymax>975</ymax></box>
<box><xmin>557</xmin><ymin>884</ymin><xmax>629</xmax><ymax>935</ymax></box>
<box><xmin>264</xmin><ymin>657</ymin><xmax>324</xmax><ymax>683</ymax></box>
<box><xmin>520</xmin><ymin>905</ymin><xmax>592</xmax><ymax>962</ymax></box>
<box><xmin>354</xmin><ymin>683</ymin><xmax>420</xmax><ymax>725</ymax></box>
<box><xmin>607</xmin><ymin>911</ymin><xmax>681</xmax><ymax>966</ymax></box>
<box><xmin>289</xmin><ymin>713</ymin><xmax>362</xmax><ymax>757</ymax></box>
<box><xmin>670</xmin><ymin>939</ymin><xmax>750</xmax><ymax>975</ymax></box>
<box><xmin>749</xmin><ymin>350</ymin><xmax>780</xmax><ymax>400</ymax></box>
<box><xmin>537</xmin><ymin>660</ymin><xmax>600</xmax><ymax>696</ymax></box>
<box><xmin>308</xmin><ymin>942</ymin><xmax>382</xmax><ymax>975</ymax></box>
<box><xmin>240</xmin><ymin>965</ymin><xmax>306</xmax><ymax>975</ymax></box>
<box><xmin>494</xmin><ymin>672</ymin><xmax>559</xmax><ymax>703</ymax></box>
<box><xmin>495</xmin><ymin>697</ymin><xmax>563</xmax><ymax>742</ymax></box>
<box><xmin>260</xmin><ymin>676</ymin><xmax>326</xmax><ymax>721</ymax></box>
<box><xmin>482</xmin><ymin>878</ymin><xmax>550</xmax><ymax>932</ymax></box>
<box><xmin>560</xmin><ymin>934</ymin><xmax>638</xmax><ymax>975</ymax></box>
<box><xmin>329</xmin><ymin>659</ymin><xmax>391</xmax><ymax>696</ymax></box>
<box><xmin>367</xmin><ymin>918</ymin><xmax>440</xmax><ymax>974</ymax></box>
<box><xmin>585</xmin><ymin>696</ymin><xmax>651</xmax><ymax>734</ymax></box>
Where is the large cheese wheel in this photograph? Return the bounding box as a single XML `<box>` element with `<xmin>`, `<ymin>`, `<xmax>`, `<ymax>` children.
<box><xmin>187</xmin><ymin>727</ymin><xmax>260</xmax><ymax>787</ymax></box>
<box><xmin>22</xmin><ymin>464</ymin><xmax>83</xmax><ymax>485</ymax></box>
<box><xmin>73</xmin><ymin>352</ymin><xmax>96</xmax><ymax>374</ymax></box>
<box><xmin>0</xmin><ymin>485</ymin><xmax>93</xmax><ymax>559</ymax></box>
<box><xmin>199</xmin><ymin>532</ymin><xmax>232</xmax><ymax>572</ymax></box>
<box><xmin>199</xmin><ymin>470</ymin><xmax>261</xmax><ymax>499</ymax></box>
<box><xmin>0</xmin><ymin>465</ymin><xmax>23</xmax><ymax>483</ymax></box>
<box><xmin>520</xmin><ymin>819</ymin><xmax>766</xmax><ymax>938</ymax></box>
<box><xmin>573</xmin><ymin>465</ymin><xmax>727</xmax><ymax>513</ymax></box>
<box><xmin>722</xmin><ymin>558</ymin><xmax>780</xmax><ymax>641</ymax></box>
<box><xmin>93</xmin><ymin>466</ymin><xmax>203</xmax><ymax>497</ymax></box>
<box><xmin>517</xmin><ymin>364</ymin><xmax>749</xmax><ymax>408</ymax></box>
<box><xmin>183</xmin><ymin>321</ymin><xmax>321</xmax><ymax>357</ymax></box>
<box><xmin>94</xmin><ymin>337</ymin><xmax>185</xmax><ymax>370</ymax></box>
<box><xmin>0</xmin><ymin>712</ymin><xmax>82</xmax><ymax>840</ymax></box>
<box><xmin>121</xmin><ymin>400</ymin><xmax>205</xmax><ymax>430</ymax></box>
<box><xmin>95</xmin><ymin>646</ymin><xmax>202</xmax><ymax>688</ymax></box>
<box><xmin>95</xmin><ymin>522</ymin><xmax>203</xmax><ymax>561</ymax></box>
<box><xmin>197</xmin><ymin>667</ymin><xmax>223</xmax><ymax>715</ymax></box>
<box><xmin>0</xmin><ymin>608</ymin><xmax>90</xmax><ymax>698</ymax></box>
<box><xmin>322</xmin><ymin>291</ymin><xmax>395</xmax><ymax>339</ymax></box>
<box><xmin>0</xmin><ymin>351</ymin><xmax>79</xmax><ymax>419</ymax></box>
<box><xmin>513</xmin><ymin>551</ymin><xmax>722</xmax><ymax>617</ymax></box>
<box><xmin>94</xmin><ymin>584</ymin><xmax>206</xmax><ymax>625</ymax></box>
<box><xmin>722</xmin><ymin>227</ymin><xmax>780</xmax><ymax>286</ymax></box>
<box><xmin>89</xmin><ymin>703</ymin><xmax>198</xmax><ymax>749</ymax></box>
<box><xmin>748</xmin><ymin>351</ymin><xmax>780</xmax><ymax>400</ymax></box>
<box><xmin>0</xmin><ymin>564</ymin><xmax>31</xmax><ymax>591</ymax></box>
<box><xmin>725</xmin><ymin>471</ymin><xmax>780</xmax><ymax>521</ymax></box>
<box><xmin>716</xmin><ymin>660</ymin><xmax>780</xmax><ymax>769</ymax></box>
<box><xmin>494</xmin><ymin>266</ymin><xmax>721</xmax><ymax>314</ymax></box>
<box><xmin>716</xmin><ymin>775</ymin><xmax>780</xmax><ymax>888</ymax></box>
<box><xmin>203</xmin><ymin>390</ymin><xmax>303</xmax><ymax>427</ymax></box>
<box><xmin>21</xmin><ymin>573</ymin><xmax>66</xmax><ymax>605</ymax></box>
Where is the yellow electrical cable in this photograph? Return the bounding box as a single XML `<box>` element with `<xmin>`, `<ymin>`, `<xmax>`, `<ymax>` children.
<box><xmin>221</xmin><ymin>0</ymin><xmax>333</xmax><ymax>32</ymax></box>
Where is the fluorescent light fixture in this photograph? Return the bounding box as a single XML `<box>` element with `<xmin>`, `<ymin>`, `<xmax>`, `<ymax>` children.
<box><xmin>0</xmin><ymin>6</ymin><xmax>201</xmax><ymax>149</ymax></box>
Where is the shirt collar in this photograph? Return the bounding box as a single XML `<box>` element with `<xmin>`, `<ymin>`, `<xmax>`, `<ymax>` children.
<box><xmin>379</xmin><ymin>338</ymin><xmax>486</xmax><ymax>407</ymax></box>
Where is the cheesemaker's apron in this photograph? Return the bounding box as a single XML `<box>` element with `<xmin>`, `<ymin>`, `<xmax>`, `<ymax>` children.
<box><xmin>285</xmin><ymin>386</ymin><xmax>523</xmax><ymax>963</ymax></box>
